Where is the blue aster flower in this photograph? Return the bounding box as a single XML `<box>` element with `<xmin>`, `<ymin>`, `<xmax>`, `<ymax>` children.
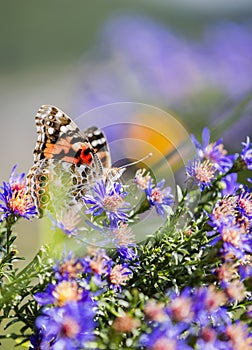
<box><xmin>83</xmin><ymin>180</ymin><xmax>130</xmax><ymax>228</ymax></box>
<box><xmin>50</xmin><ymin>208</ymin><xmax>81</xmax><ymax>237</ymax></box>
<box><xmin>186</xmin><ymin>158</ymin><xmax>216</xmax><ymax>191</ymax></box>
<box><xmin>140</xmin><ymin>286</ymin><xmax>233</xmax><ymax>349</ymax></box>
<box><xmin>117</xmin><ymin>246</ymin><xmax>137</xmax><ymax>262</ymax></box>
<box><xmin>145</xmin><ymin>179</ymin><xmax>173</xmax><ymax>218</ymax></box>
<box><xmin>82</xmin><ymin>249</ymin><xmax>112</xmax><ymax>281</ymax></box>
<box><xmin>109</xmin><ymin>263</ymin><xmax>132</xmax><ymax>292</ymax></box>
<box><xmin>53</xmin><ymin>253</ymin><xmax>86</xmax><ymax>282</ymax></box>
<box><xmin>241</xmin><ymin>136</ymin><xmax>252</xmax><ymax>170</ymax></box>
<box><xmin>0</xmin><ymin>165</ymin><xmax>37</xmax><ymax>221</ymax></box>
<box><xmin>139</xmin><ymin>320</ymin><xmax>190</xmax><ymax>350</ymax></box>
<box><xmin>34</xmin><ymin>280</ymin><xmax>90</xmax><ymax>307</ymax></box>
<box><xmin>191</xmin><ymin>128</ymin><xmax>236</xmax><ymax>173</ymax></box>
<box><xmin>211</xmin><ymin>217</ymin><xmax>252</xmax><ymax>259</ymax></box>
<box><xmin>236</xmin><ymin>188</ymin><xmax>252</xmax><ymax>220</ymax></box>
<box><xmin>34</xmin><ymin>301</ymin><xmax>96</xmax><ymax>349</ymax></box>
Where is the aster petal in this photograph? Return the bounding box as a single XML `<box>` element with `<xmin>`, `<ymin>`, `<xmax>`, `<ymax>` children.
<box><xmin>202</xmin><ymin>127</ymin><xmax>210</xmax><ymax>149</ymax></box>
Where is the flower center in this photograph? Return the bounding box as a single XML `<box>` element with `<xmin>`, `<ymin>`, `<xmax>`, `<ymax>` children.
<box><xmin>61</xmin><ymin>317</ymin><xmax>80</xmax><ymax>338</ymax></box>
<box><xmin>151</xmin><ymin>189</ymin><xmax>163</xmax><ymax>203</ymax></box>
<box><xmin>134</xmin><ymin>169</ymin><xmax>151</xmax><ymax>190</ymax></box>
<box><xmin>238</xmin><ymin>197</ymin><xmax>252</xmax><ymax>216</ymax></box>
<box><xmin>8</xmin><ymin>190</ymin><xmax>30</xmax><ymax>214</ymax></box>
<box><xmin>195</xmin><ymin>160</ymin><xmax>215</xmax><ymax>183</ymax></box>
<box><xmin>170</xmin><ymin>297</ymin><xmax>192</xmax><ymax>322</ymax></box>
<box><xmin>222</xmin><ymin>227</ymin><xmax>242</xmax><ymax>247</ymax></box>
<box><xmin>52</xmin><ymin>281</ymin><xmax>83</xmax><ymax>306</ymax></box>
<box><xmin>110</xmin><ymin>264</ymin><xmax>130</xmax><ymax>286</ymax></box>
<box><xmin>103</xmin><ymin>194</ymin><xmax>124</xmax><ymax>212</ymax></box>
<box><xmin>153</xmin><ymin>337</ymin><xmax>176</xmax><ymax>350</ymax></box>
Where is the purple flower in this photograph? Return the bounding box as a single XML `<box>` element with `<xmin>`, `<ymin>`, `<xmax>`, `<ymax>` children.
<box><xmin>117</xmin><ymin>246</ymin><xmax>137</xmax><ymax>262</ymax></box>
<box><xmin>191</xmin><ymin>128</ymin><xmax>235</xmax><ymax>173</ymax></box>
<box><xmin>186</xmin><ymin>158</ymin><xmax>216</xmax><ymax>191</ymax></box>
<box><xmin>236</xmin><ymin>189</ymin><xmax>252</xmax><ymax>220</ymax></box>
<box><xmin>241</xmin><ymin>136</ymin><xmax>252</xmax><ymax>170</ymax></box>
<box><xmin>34</xmin><ymin>301</ymin><xmax>95</xmax><ymax>349</ymax></box>
<box><xmin>0</xmin><ymin>165</ymin><xmax>37</xmax><ymax>222</ymax></box>
<box><xmin>51</xmin><ymin>208</ymin><xmax>81</xmax><ymax>236</ymax></box>
<box><xmin>139</xmin><ymin>321</ymin><xmax>190</xmax><ymax>350</ymax></box>
<box><xmin>145</xmin><ymin>179</ymin><xmax>173</xmax><ymax>218</ymax></box>
<box><xmin>34</xmin><ymin>280</ymin><xmax>90</xmax><ymax>307</ymax></box>
<box><xmin>140</xmin><ymin>286</ymin><xmax>233</xmax><ymax>349</ymax></box>
<box><xmin>53</xmin><ymin>253</ymin><xmax>86</xmax><ymax>282</ymax></box>
<box><xmin>83</xmin><ymin>248</ymin><xmax>111</xmax><ymax>279</ymax></box>
<box><xmin>238</xmin><ymin>262</ymin><xmax>252</xmax><ymax>281</ymax></box>
<box><xmin>220</xmin><ymin>173</ymin><xmax>239</xmax><ymax>196</ymax></box>
<box><xmin>83</xmin><ymin>180</ymin><xmax>130</xmax><ymax>228</ymax></box>
<box><xmin>212</xmin><ymin>217</ymin><xmax>252</xmax><ymax>259</ymax></box>
<box><xmin>109</xmin><ymin>263</ymin><xmax>132</xmax><ymax>292</ymax></box>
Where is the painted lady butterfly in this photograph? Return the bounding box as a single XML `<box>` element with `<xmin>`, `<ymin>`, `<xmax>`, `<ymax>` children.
<box><xmin>27</xmin><ymin>105</ymin><xmax>124</xmax><ymax>217</ymax></box>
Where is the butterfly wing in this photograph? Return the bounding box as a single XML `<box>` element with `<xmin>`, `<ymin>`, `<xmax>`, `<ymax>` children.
<box><xmin>33</xmin><ymin>105</ymin><xmax>99</xmax><ymax>167</ymax></box>
<box><xmin>84</xmin><ymin>126</ymin><xmax>112</xmax><ymax>169</ymax></box>
<box><xmin>27</xmin><ymin>105</ymin><xmax>104</xmax><ymax>216</ymax></box>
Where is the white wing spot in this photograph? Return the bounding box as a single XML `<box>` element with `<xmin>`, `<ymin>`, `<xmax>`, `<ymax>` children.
<box><xmin>99</xmin><ymin>137</ymin><xmax>106</xmax><ymax>145</ymax></box>
<box><xmin>55</xmin><ymin>111</ymin><xmax>63</xmax><ymax>118</ymax></box>
<box><xmin>91</xmin><ymin>140</ymin><xmax>98</xmax><ymax>147</ymax></box>
<box><xmin>48</xmin><ymin>127</ymin><xmax>54</xmax><ymax>135</ymax></box>
<box><xmin>60</xmin><ymin>126</ymin><xmax>68</xmax><ymax>133</ymax></box>
<box><xmin>94</xmin><ymin>129</ymin><xmax>102</xmax><ymax>136</ymax></box>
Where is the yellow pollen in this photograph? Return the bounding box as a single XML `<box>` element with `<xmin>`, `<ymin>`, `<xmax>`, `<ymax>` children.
<box><xmin>8</xmin><ymin>190</ymin><xmax>29</xmax><ymax>214</ymax></box>
<box><xmin>222</xmin><ymin>227</ymin><xmax>241</xmax><ymax>247</ymax></box>
<box><xmin>170</xmin><ymin>297</ymin><xmax>192</xmax><ymax>322</ymax></box>
<box><xmin>52</xmin><ymin>281</ymin><xmax>82</xmax><ymax>306</ymax></box>
<box><xmin>153</xmin><ymin>337</ymin><xmax>177</xmax><ymax>350</ymax></box>
<box><xmin>195</xmin><ymin>160</ymin><xmax>215</xmax><ymax>183</ymax></box>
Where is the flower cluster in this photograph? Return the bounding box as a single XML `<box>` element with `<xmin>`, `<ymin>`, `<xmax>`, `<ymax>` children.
<box><xmin>31</xmin><ymin>255</ymin><xmax>96</xmax><ymax>349</ymax></box>
<box><xmin>81</xmin><ymin>248</ymin><xmax>133</xmax><ymax>291</ymax></box>
<box><xmin>134</xmin><ymin>169</ymin><xmax>173</xmax><ymax>218</ymax></box>
<box><xmin>187</xmin><ymin>129</ymin><xmax>252</xmax><ymax>195</ymax></box>
<box><xmin>1</xmin><ymin>125</ymin><xmax>252</xmax><ymax>350</ymax></box>
<box><xmin>83</xmin><ymin>180</ymin><xmax>129</xmax><ymax>228</ymax></box>
<box><xmin>30</xmin><ymin>244</ymin><xmax>137</xmax><ymax>348</ymax></box>
<box><xmin>208</xmin><ymin>187</ymin><xmax>252</xmax><ymax>303</ymax></box>
<box><xmin>186</xmin><ymin>127</ymin><xmax>238</xmax><ymax>191</ymax></box>
<box><xmin>0</xmin><ymin>165</ymin><xmax>37</xmax><ymax>222</ymax></box>
<box><xmin>191</xmin><ymin>127</ymin><xmax>235</xmax><ymax>173</ymax></box>
<box><xmin>140</xmin><ymin>285</ymin><xmax>252</xmax><ymax>349</ymax></box>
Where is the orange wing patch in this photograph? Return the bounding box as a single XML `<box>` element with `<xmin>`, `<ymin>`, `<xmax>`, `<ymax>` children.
<box><xmin>44</xmin><ymin>138</ymin><xmax>72</xmax><ymax>159</ymax></box>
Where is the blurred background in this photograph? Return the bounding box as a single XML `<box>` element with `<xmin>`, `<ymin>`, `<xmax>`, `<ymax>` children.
<box><xmin>1</xmin><ymin>1</ymin><xmax>252</xmax><ymax>347</ymax></box>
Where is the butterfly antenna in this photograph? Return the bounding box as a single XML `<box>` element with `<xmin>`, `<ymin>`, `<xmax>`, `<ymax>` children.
<box><xmin>118</xmin><ymin>153</ymin><xmax>153</xmax><ymax>169</ymax></box>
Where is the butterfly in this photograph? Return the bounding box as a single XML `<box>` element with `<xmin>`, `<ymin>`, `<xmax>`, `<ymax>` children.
<box><xmin>27</xmin><ymin>105</ymin><xmax>125</xmax><ymax>217</ymax></box>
